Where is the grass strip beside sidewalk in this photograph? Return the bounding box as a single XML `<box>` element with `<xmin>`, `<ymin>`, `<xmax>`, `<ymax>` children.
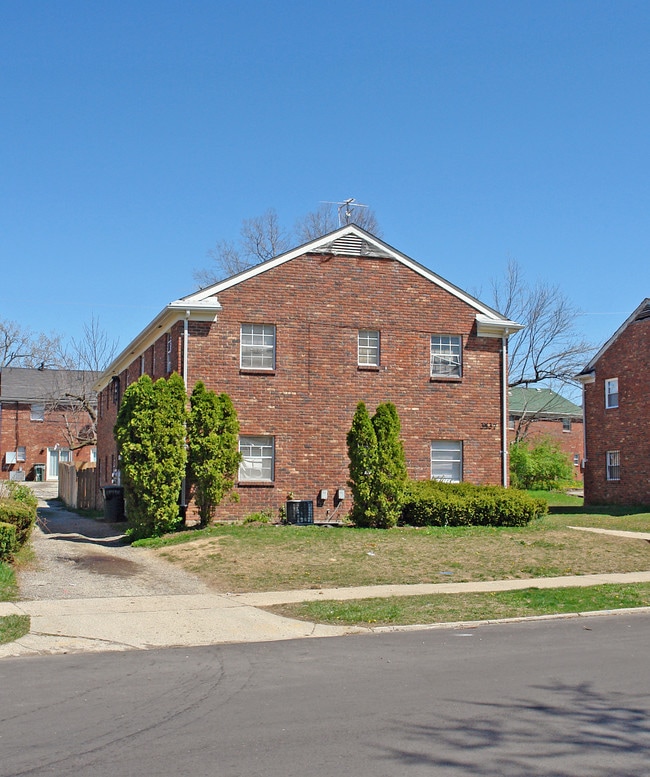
<box><xmin>266</xmin><ymin>583</ymin><xmax>650</xmax><ymax>627</ymax></box>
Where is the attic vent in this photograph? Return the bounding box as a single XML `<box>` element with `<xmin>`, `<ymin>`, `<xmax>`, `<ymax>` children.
<box><xmin>330</xmin><ymin>235</ymin><xmax>365</xmax><ymax>255</ymax></box>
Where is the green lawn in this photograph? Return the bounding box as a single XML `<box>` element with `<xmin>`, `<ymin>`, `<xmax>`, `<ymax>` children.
<box><xmin>141</xmin><ymin>506</ymin><xmax>650</xmax><ymax>594</ymax></box>
<box><xmin>268</xmin><ymin>583</ymin><xmax>650</xmax><ymax>626</ymax></box>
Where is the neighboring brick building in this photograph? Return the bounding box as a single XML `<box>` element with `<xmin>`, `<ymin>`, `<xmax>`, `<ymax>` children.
<box><xmin>577</xmin><ymin>298</ymin><xmax>650</xmax><ymax>505</ymax></box>
<box><xmin>508</xmin><ymin>387</ymin><xmax>584</xmax><ymax>480</ymax></box>
<box><xmin>0</xmin><ymin>368</ymin><xmax>98</xmax><ymax>482</ymax></box>
<box><xmin>94</xmin><ymin>225</ymin><xmax>522</xmax><ymax>521</ymax></box>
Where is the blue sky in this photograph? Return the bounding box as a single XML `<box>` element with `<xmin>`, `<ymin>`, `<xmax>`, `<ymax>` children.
<box><xmin>2</xmin><ymin>0</ymin><xmax>649</xmax><ymax>360</ymax></box>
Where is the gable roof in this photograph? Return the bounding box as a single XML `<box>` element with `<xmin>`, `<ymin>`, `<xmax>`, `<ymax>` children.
<box><xmin>577</xmin><ymin>297</ymin><xmax>650</xmax><ymax>381</ymax></box>
<box><xmin>508</xmin><ymin>387</ymin><xmax>582</xmax><ymax>419</ymax></box>
<box><xmin>95</xmin><ymin>225</ymin><xmax>522</xmax><ymax>391</ymax></box>
<box><xmin>0</xmin><ymin>367</ymin><xmax>100</xmax><ymax>404</ymax></box>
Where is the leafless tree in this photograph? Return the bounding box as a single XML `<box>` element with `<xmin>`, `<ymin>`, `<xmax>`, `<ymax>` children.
<box><xmin>52</xmin><ymin>316</ymin><xmax>119</xmax><ymax>451</ymax></box>
<box><xmin>194</xmin><ymin>202</ymin><xmax>382</xmax><ymax>286</ymax></box>
<box><xmin>492</xmin><ymin>260</ymin><xmax>594</xmax><ymax>392</ymax></box>
<box><xmin>0</xmin><ymin>319</ymin><xmax>60</xmax><ymax>369</ymax></box>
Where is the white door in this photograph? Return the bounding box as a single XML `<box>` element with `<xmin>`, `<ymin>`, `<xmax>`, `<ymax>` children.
<box><xmin>47</xmin><ymin>448</ymin><xmax>72</xmax><ymax>480</ymax></box>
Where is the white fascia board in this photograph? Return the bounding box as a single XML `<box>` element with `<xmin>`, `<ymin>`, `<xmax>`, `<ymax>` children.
<box><xmin>579</xmin><ymin>297</ymin><xmax>650</xmax><ymax>375</ymax></box>
<box><xmin>93</xmin><ymin>300</ymin><xmax>221</xmax><ymax>393</ymax></box>
<box><xmin>475</xmin><ymin>314</ymin><xmax>524</xmax><ymax>338</ymax></box>
<box><xmin>183</xmin><ymin>224</ymin><xmax>516</xmax><ymax>324</ymax></box>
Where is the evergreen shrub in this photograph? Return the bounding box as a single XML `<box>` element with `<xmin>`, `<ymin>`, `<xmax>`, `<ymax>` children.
<box><xmin>0</xmin><ymin>522</ymin><xmax>17</xmax><ymax>561</ymax></box>
<box><xmin>0</xmin><ymin>499</ymin><xmax>37</xmax><ymax>546</ymax></box>
<box><xmin>401</xmin><ymin>480</ymin><xmax>547</xmax><ymax>527</ymax></box>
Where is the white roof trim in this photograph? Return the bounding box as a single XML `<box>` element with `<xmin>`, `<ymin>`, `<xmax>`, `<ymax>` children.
<box><xmin>577</xmin><ymin>297</ymin><xmax>650</xmax><ymax>377</ymax></box>
<box><xmin>185</xmin><ymin>224</ymin><xmax>515</xmax><ymax>323</ymax></box>
<box><xmin>93</xmin><ymin>299</ymin><xmax>221</xmax><ymax>392</ymax></box>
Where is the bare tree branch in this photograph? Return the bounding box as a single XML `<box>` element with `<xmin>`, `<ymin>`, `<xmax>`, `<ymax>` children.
<box><xmin>0</xmin><ymin>319</ymin><xmax>60</xmax><ymax>369</ymax></box>
<box><xmin>492</xmin><ymin>259</ymin><xmax>594</xmax><ymax>391</ymax></box>
<box><xmin>194</xmin><ymin>203</ymin><xmax>382</xmax><ymax>286</ymax></box>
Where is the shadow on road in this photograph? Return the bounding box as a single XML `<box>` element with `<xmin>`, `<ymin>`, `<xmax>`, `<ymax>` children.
<box><xmin>378</xmin><ymin>681</ymin><xmax>650</xmax><ymax>776</ymax></box>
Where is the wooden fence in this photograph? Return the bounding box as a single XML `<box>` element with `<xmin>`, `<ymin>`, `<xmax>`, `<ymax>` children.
<box><xmin>59</xmin><ymin>463</ymin><xmax>101</xmax><ymax>511</ymax></box>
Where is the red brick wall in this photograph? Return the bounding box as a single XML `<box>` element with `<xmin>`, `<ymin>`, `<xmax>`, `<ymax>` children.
<box><xmin>0</xmin><ymin>402</ymin><xmax>95</xmax><ymax>481</ymax></box>
<box><xmin>97</xmin><ymin>251</ymin><xmax>508</xmax><ymax>521</ymax></box>
<box><xmin>584</xmin><ymin>316</ymin><xmax>650</xmax><ymax>505</ymax></box>
<box><xmin>508</xmin><ymin>419</ymin><xmax>584</xmax><ymax>481</ymax></box>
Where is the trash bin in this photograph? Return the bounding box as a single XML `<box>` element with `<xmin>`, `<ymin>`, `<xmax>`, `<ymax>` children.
<box><xmin>286</xmin><ymin>499</ymin><xmax>314</xmax><ymax>525</ymax></box>
<box><xmin>102</xmin><ymin>486</ymin><xmax>125</xmax><ymax>522</ymax></box>
<box><xmin>33</xmin><ymin>464</ymin><xmax>45</xmax><ymax>482</ymax></box>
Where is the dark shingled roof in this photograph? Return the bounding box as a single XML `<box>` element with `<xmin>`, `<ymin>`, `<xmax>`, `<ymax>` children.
<box><xmin>0</xmin><ymin>368</ymin><xmax>100</xmax><ymax>404</ymax></box>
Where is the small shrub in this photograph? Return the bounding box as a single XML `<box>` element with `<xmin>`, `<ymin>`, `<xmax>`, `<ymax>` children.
<box><xmin>1</xmin><ymin>482</ymin><xmax>39</xmax><ymax>510</ymax></box>
<box><xmin>242</xmin><ymin>511</ymin><xmax>272</xmax><ymax>524</ymax></box>
<box><xmin>400</xmin><ymin>480</ymin><xmax>547</xmax><ymax>528</ymax></box>
<box><xmin>0</xmin><ymin>522</ymin><xmax>17</xmax><ymax>562</ymax></box>
<box><xmin>0</xmin><ymin>499</ymin><xmax>37</xmax><ymax>546</ymax></box>
<box><xmin>510</xmin><ymin>438</ymin><xmax>574</xmax><ymax>490</ymax></box>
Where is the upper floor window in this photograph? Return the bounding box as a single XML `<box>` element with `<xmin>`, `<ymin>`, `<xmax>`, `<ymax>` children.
<box><xmin>606</xmin><ymin>450</ymin><xmax>620</xmax><ymax>481</ymax></box>
<box><xmin>241</xmin><ymin>324</ymin><xmax>275</xmax><ymax>370</ymax></box>
<box><xmin>605</xmin><ymin>378</ymin><xmax>618</xmax><ymax>409</ymax></box>
<box><xmin>431</xmin><ymin>440</ymin><xmax>462</xmax><ymax>483</ymax></box>
<box><xmin>358</xmin><ymin>330</ymin><xmax>380</xmax><ymax>367</ymax></box>
<box><xmin>430</xmin><ymin>335</ymin><xmax>462</xmax><ymax>378</ymax></box>
<box><xmin>508</xmin><ymin>415</ymin><xmax>516</xmax><ymax>430</ymax></box>
<box><xmin>17</xmin><ymin>446</ymin><xmax>26</xmax><ymax>462</ymax></box>
<box><xmin>30</xmin><ymin>404</ymin><xmax>45</xmax><ymax>422</ymax></box>
<box><xmin>239</xmin><ymin>436</ymin><xmax>274</xmax><ymax>482</ymax></box>
<box><xmin>562</xmin><ymin>418</ymin><xmax>572</xmax><ymax>432</ymax></box>
<box><xmin>140</xmin><ymin>354</ymin><xmax>145</xmax><ymax>376</ymax></box>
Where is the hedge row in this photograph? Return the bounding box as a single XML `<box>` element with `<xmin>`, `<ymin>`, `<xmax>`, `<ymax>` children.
<box><xmin>0</xmin><ymin>484</ymin><xmax>38</xmax><ymax>561</ymax></box>
<box><xmin>0</xmin><ymin>522</ymin><xmax>17</xmax><ymax>561</ymax></box>
<box><xmin>400</xmin><ymin>480</ymin><xmax>547</xmax><ymax>528</ymax></box>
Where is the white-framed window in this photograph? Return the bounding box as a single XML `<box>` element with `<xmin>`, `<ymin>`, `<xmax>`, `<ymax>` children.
<box><xmin>430</xmin><ymin>335</ymin><xmax>462</xmax><ymax>378</ymax></box>
<box><xmin>562</xmin><ymin>418</ymin><xmax>572</xmax><ymax>432</ymax></box>
<box><xmin>140</xmin><ymin>354</ymin><xmax>145</xmax><ymax>375</ymax></box>
<box><xmin>508</xmin><ymin>415</ymin><xmax>516</xmax><ymax>430</ymax></box>
<box><xmin>240</xmin><ymin>324</ymin><xmax>275</xmax><ymax>370</ymax></box>
<box><xmin>605</xmin><ymin>378</ymin><xmax>619</xmax><ymax>409</ymax></box>
<box><xmin>90</xmin><ymin>447</ymin><xmax>97</xmax><ymax>464</ymax></box>
<box><xmin>573</xmin><ymin>453</ymin><xmax>580</xmax><ymax>467</ymax></box>
<box><xmin>606</xmin><ymin>450</ymin><xmax>620</xmax><ymax>481</ymax></box>
<box><xmin>16</xmin><ymin>446</ymin><xmax>26</xmax><ymax>462</ymax></box>
<box><xmin>239</xmin><ymin>436</ymin><xmax>274</xmax><ymax>482</ymax></box>
<box><xmin>358</xmin><ymin>329</ymin><xmax>380</xmax><ymax>366</ymax></box>
<box><xmin>30</xmin><ymin>404</ymin><xmax>45</xmax><ymax>422</ymax></box>
<box><xmin>431</xmin><ymin>440</ymin><xmax>463</xmax><ymax>483</ymax></box>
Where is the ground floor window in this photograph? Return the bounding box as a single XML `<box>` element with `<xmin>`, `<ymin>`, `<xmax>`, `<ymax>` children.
<box><xmin>431</xmin><ymin>440</ymin><xmax>462</xmax><ymax>483</ymax></box>
<box><xmin>239</xmin><ymin>436</ymin><xmax>274</xmax><ymax>482</ymax></box>
<box><xmin>606</xmin><ymin>450</ymin><xmax>620</xmax><ymax>481</ymax></box>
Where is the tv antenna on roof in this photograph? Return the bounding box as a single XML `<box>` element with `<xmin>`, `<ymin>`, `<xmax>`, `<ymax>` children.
<box><xmin>321</xmin><ymin>198</ymin><xmax>369</xmax><ymax>226</ymax></box>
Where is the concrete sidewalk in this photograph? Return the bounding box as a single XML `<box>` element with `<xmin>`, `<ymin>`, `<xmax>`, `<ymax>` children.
<box><xmin>3</xmin><ymin>569</ymin><xmax>650</xmax><ymax>658</ymax></box>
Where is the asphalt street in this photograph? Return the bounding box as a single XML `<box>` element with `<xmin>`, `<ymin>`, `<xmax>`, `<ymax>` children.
<box><xmin>1</xmin><ymin>612</ymin><xmax>649</xmax><ymax>777</ymax></box>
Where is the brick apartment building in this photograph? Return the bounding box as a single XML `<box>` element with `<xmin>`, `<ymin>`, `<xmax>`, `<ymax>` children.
<box><xmin>508</xmin><ymin>387</ymin><xmax>584</xmax><ymax>480</ymax></box>
<box><xmin>0</xmin><ymin>367</ymin><xmax>98</xmax><ymax>482</ymax></box>
<box><xmin>577</xmin><ymin>298</ymin><xmax>650</xmax><ymax>505</ymax></box>
<box><xmin>94</xmin><ymin>225</ymin><xmax>522</xmax><ymax>521</ymax></box>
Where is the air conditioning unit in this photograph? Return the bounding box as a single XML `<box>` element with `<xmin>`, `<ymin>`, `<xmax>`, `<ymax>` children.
<box><xmin>4</xmin><ymin>452</ymin><xmax>17</xmax><ymax>465</ymax></box>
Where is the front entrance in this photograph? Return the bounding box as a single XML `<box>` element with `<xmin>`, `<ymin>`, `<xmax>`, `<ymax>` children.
<box><xmin>47</xmin><ymin>447</ymin><xmax>72</xmax><ymax>480</ymax></box>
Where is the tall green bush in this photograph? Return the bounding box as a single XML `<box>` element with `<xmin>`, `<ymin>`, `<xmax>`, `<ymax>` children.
<box><xmin>510</xmin><ymin>438</ymin><xmax>574</xmax><ymax>490</ymax></box>
<box><xmin>114</xmin><ymin>373</ymin><xmax>188</xmax><ymax>539</ymax></box>
<box><xmin>347</xmin><ymin>401</ymin><xmax>379</xmax><ymax>527</ymax></box>
<box><xmin>371</xmin><ymin>402</ymin><xmax>408</xmax><ymax>528</ymax></box>
<box><xmin>347</xmin><ymin>401</ymin><xmax>408</xmax><ymax>529</ymax></box>
<box><xmin>187</xmin><ymin>382</ymin><xmax>241</xmax><ymax>527</ymax></box>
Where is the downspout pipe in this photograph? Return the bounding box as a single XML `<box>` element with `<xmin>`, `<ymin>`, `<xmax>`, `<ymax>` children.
<box><xmin>181</xmin><ymin>312</ymin><xmax>190</xmax><ymax>512</ymax></box>
<box><xmin>501</xmin><ymin>332</ymin><xmax>509</xmax><ymax>487</ymax></box>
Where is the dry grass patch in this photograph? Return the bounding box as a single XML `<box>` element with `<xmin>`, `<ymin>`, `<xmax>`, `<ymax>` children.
<box><xmin>151</xmin><ymin>514</ymin><xmax>650</xmax><ymax>593</ymax></box>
